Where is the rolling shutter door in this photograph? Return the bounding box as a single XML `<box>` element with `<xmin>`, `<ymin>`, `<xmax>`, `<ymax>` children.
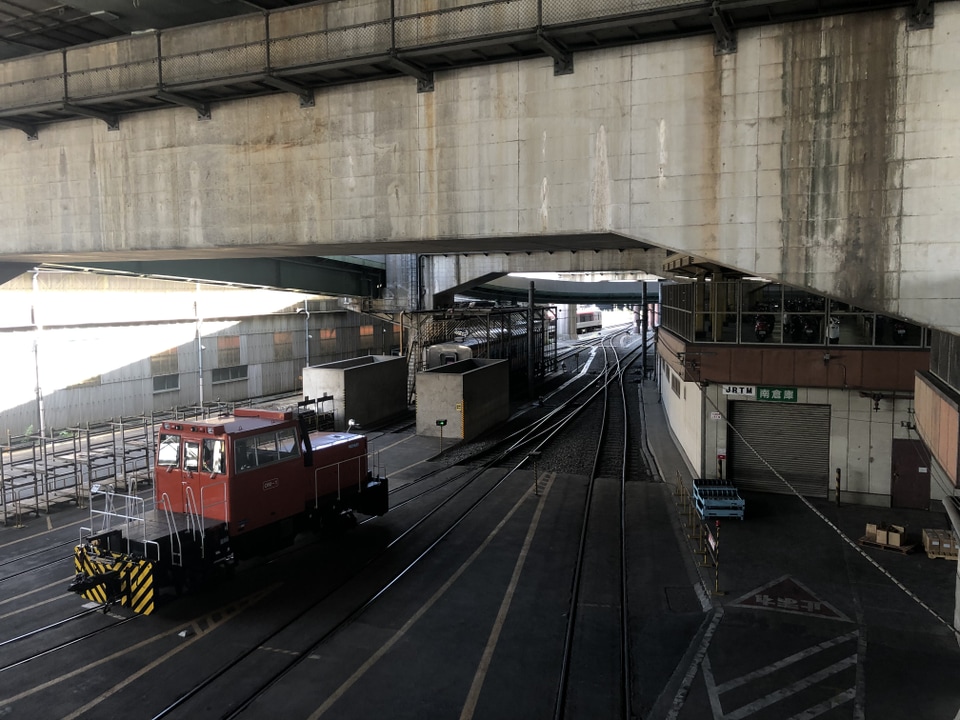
<box><xmin>728</xmin><ymin>401</ymin><xmax>830</xmax><ymax>497</ymax></box>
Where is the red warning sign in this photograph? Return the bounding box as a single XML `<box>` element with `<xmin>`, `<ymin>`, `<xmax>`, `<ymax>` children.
<box><xmin>731</xmin><ymin>575</ymin><xmax>850</xmax><ymax>622</ymax></box>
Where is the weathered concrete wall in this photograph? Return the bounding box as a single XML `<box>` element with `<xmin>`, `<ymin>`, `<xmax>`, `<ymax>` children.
<box><xmin>1</xmin><ymin>7</ymin><xmax>958</xmax><ymax>332</ymax></box>
<box><xmin>303</xmin><ymin>355</ymin><xmax>407</xmax><ymax>430</ymax></box>
<box><xmin>416</xmin><ymin>359</ymin><xmax>508</xmax><ymax>440</ymax></box>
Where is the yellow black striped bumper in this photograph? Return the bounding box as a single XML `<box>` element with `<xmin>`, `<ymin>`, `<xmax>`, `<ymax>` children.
<box><xmin>72</xmin><ymin>546</ymin><xmax>156</xmax><ymax>615</ymax></box>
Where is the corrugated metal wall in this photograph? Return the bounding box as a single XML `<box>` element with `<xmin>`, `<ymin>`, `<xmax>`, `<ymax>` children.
<box><xmin>0</xmin><ymin>273</ymin><xmax>401</xmax><ymax>439</ymax></box>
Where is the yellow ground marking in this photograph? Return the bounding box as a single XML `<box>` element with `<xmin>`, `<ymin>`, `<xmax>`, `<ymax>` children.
<box><xmin>0</xmin><ymin>583</ymin><xmax>281</xmax><ymax>711</ymax></box>
<box><xmin>459</xmin><ymin>472</ymin><xmax>556</xmax><ymax>720</ymax></box>
<box><xmin>308</xmin><ymin>471</ymin><xmax>555</xmax><ymax>720</ymax></box>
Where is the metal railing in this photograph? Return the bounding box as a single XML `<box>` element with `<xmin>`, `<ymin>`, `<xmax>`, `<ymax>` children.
<box><xmin>0</xmin><ymin>0</ymin><xmax>705</xmax><ymax>114</ymax></box>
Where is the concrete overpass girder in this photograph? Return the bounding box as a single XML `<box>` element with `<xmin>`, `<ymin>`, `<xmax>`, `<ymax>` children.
<box><xmin>420</xmin><ymin>247</ymin><xmax>668</xmax><ymax>309</ymax></box>
<box><xmin>2</xmin><ymin>6</ymin><xmax>959</xmax><ymax>333</ymax></box>
<box><xmin>68</xmin><ymin>257</ymin><xmax>385</xmax><ymax>297</ymax></box>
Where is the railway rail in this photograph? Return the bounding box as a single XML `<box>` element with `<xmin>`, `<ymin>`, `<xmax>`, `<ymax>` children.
<box><xmin>1</xmin><ymin>333</ymin><xmax>665</xmax><ymax>719</ymax></box>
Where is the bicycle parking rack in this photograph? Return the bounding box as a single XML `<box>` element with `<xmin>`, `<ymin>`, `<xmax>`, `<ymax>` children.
<box><xmin>672</xmin><ymin>472</ymin><xmax>737</xmax><ymax>596</ymax></box>
<box><xmin>693</xmin><ymin>479</ymin><xmax>745</xmax><ymax>520</ymax></box>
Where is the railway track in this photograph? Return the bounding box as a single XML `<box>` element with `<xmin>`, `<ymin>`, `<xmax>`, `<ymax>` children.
<box><xmin>140</xmin><ymin>336</ymin><xmax>646</xmax><ymax>719</ymax></box>
<box><xmin>2</xmin><ymin>332</ymin><xmax>662</xmax><ymax>719</ymax></box>
<box><xmin>553</xmin><ymin>335</ymin><xmax>645</xmax><ymax>719</ymax></box>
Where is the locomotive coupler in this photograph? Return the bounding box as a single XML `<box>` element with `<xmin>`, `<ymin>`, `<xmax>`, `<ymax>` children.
<box><xmin>68</xmin><ymin>570</ymin><xmax>123</xmax><ymax>606</ymax></box>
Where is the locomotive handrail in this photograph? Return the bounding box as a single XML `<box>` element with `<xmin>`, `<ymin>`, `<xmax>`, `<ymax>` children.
<box><xmin>366</xmin><ymin>448</ymin><xmax>383</xmax><ymax>486</ymax></box>
<box><xmin>200</xmin><ymin>481</ymin><xmax>229</xmax><ymax>524</ymax></box>
<box><xmin>158</xmin><ymin>492</ymin><xmax>183</xmax><ymax>567</ymax></box>
<box><xmin>312</xmin><ymin>455</ymin><xmax>366</xmax><ymax>507</ymax></box>
<box><xmin>87</xmin><ymin>486</ymin><xmax>153</xmax><ymax>556</ymax></box>
<box><xmin>182</xmin><ymin>485</ymin><xmax>200</xmax><ymax>537</ymax></box>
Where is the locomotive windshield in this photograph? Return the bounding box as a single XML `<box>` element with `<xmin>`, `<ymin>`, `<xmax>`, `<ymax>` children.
<box><xmin>158</xmin><ymin>433</ymin><xmax>226</xmax><ymax>475</ymax></box>
<box><xmin>158</xmin><ymin>433</ymin><xmax>180</xmax><ymax>466</ymax></box>
<box><xmin>184</xmin><ymin>441</ymin><xmax>200</xmax><ymax>471</ymax></box>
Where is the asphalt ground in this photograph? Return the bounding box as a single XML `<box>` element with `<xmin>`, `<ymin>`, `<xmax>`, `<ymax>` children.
<box><xmin>637</xmin><ymin>377</ymin><xmax>960</xmax><ymax>720</ymax></box>
<box><xmin>2</xmin><ymin>359</ymin><xmax>959</xmax><ymax>719</ymax></box>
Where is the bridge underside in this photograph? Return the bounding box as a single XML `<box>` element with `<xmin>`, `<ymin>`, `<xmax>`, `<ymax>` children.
<box><xmin>0</xmin><ymin>232</ymin><xmax>649</xmax><ymax>265</ymax></box>
<box><xmin>451</xmin><ymin>276</ymin><xmax>658</xmax><ymax>306</ymax></box>
<box><xmin>1</xmin><ymin>4</ymin><xmax>958</xmax><ymax>334</ymax></box>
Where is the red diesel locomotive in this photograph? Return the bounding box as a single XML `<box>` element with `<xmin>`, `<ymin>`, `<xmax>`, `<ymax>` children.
<box><xmin>69</xmin><ymin>408</ymin><xmax>388</xmax><ymax>614</ymax></box>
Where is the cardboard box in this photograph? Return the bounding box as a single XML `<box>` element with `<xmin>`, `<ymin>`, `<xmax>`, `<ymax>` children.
<box><xmin>876</xmin><ymin>529</ymin><xmax>888</xmax><ymax>545</ymax></box>
<box><xmin>887</xmin><ymin>525</ymin><xmax>906</xmax><ymax>547</ymax></box>
<box><xmin>922</xmin><ymin>528</ymin><xmax>958</xmax><ymax>558</ymax></box>
<box><xmin>866</xmin><ymin>523</ymin><xmax>878</xmax><ymax>540</ymax></box>
<box><xmin>941</xmin><ymin>530</ymin><xmax>957</xmax><ymax>552</ymax></box>
<box><xmin>923</xmin><ymin>528</ymin><xmax>942</xmax><ymax>551</ymax></box>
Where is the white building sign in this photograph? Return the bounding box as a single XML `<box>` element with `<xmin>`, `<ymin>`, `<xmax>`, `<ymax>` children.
<box><xmin>723</xmin><ymin>385</ymin><xmax>756</xmax><ymax>397</ymax></box>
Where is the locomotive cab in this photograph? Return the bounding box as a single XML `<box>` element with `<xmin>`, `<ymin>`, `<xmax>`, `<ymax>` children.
<box><xmin>157</xmin><ymin>408</ymin><xmax>388</xmax><ymax>549</ymax></box>
<box><xmin>70</xmin><ymin>407</ymin><xmax>388</xmax><ymax>614</ymax></box>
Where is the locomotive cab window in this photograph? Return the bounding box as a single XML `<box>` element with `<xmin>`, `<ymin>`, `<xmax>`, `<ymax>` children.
<box><xmin>234</xmin><ymin>430</ymin><xmax>299</xmax><ymax>473</ymax></box>
<box><xmin>184</xmin><ymin>441</ymin><xmax>200</xmax><ymax>472</ymax></box>
<box><xmin>278</xmin><ymin>428</ymin><xmax>300</xmax><ymax>459</ymax></box>
<box><xmin>202</xmin><ymin>439</ymin><xmax>225</xmax><ymax>475</ymax></box>
<box><xmin>158</xmin><ymin>434</ymin><xmax>180</xmax><ymax>467</ymax></box>
<box><xmin>235</xmin><ymin>438</ymin><xmax>254</xmax><ymax>472</ymax></box>
<box><xmin>255</xmin><ymin>433</ymin><xmax>279</xmax><ymax>465</ymax></box>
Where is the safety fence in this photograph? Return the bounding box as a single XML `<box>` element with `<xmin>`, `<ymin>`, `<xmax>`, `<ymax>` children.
<box><xmin>0</xmin><ymin>394</ymin><xmax>302</xmax><ymax>527</ymax></box>
<box><xmin>673</xmin><ymin>471</ymin><xmax>727</xmax><ymax>596</ymax></box>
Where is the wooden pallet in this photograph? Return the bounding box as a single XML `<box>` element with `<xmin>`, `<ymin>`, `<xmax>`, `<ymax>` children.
<box><xmin>922</xmin><ymin>529</ymin><xmax>958</xmax><ymax>560</ymax></box>
<box><xmin>857</xmin><ymin>536</ymin><xmax>917</xmax><ymax>555</ymax></box>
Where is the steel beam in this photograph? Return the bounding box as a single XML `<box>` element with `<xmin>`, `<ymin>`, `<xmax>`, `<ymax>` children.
<box><xmin>386</xmin><ymin>52</ymin><xmax>434</xmax><ymax>93</ymax></box>
<box><xmin>0</xmin><ymin>118</ymin><xmax>38</xmax><ymax>139</ymax></box>
<box><xmin>62</xmin><ymin>104</ymin><xmax>119</xmax><ymax>131</ymax></box>
<box><xmin>710</xmin><ymin>2</ymin><xmax>737</xmax><ymax>55</ymax></box>
<box><xmin>535</xmin><ymin>30</ymin><xmax>574</xmax><ymax>76</ymax></box>
<box><xmin>63</xmin><ymin>257</ymin><xmax>386</xmax><ymax>298</ymax></box>
<box><xmin>156</xmin><ymin>91</ymin><xmax>212</xmax><ymax>120</ymax></box>
<box><xmin>909</xmin><ymin>0</ymin><xmax>934</xmax><ymax>29</ymax></box>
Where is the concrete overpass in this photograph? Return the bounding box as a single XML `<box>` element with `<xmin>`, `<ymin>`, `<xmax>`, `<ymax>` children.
<box><xmin>0</xmin><ymin>0</ymin><xmax>957</xmax><ymax>335</ymax></box>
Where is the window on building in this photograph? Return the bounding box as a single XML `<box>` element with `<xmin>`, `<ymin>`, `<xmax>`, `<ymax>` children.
<box><xmin>151</xmin><ymin>348</ymin><xmax>178</xmax><ymax>376</ymax></box>
<box><xmin>151</xmin><ymin>348</ymin><xmax>179</xmax><ymax>394</ymax></box>
<box><xmin>318</xmin><ymin>327</ymin><xmax>337</xmax><ymax>355</ymax></box>
<box><xmin>153</xmin><ymin>374</ymin><xmax>180</xmax><ymax>393</ymax></box>
<box><xmin>274</xmin><ymin>331</ymin><xmax>293</xmax><ymax>361</ymax></box>
<box><xmin>212</xmin><ymin>365</ymin><xmax>248</xmax><ymax>384</ymax></box>
<box><xmin>218</xmin><ymin>335</ymin><xmax>241</xmax><ymax>367</ymax></box>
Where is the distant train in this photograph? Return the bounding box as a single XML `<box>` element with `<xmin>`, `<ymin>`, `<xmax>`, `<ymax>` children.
<box><xmin>425</xmin><ymin>326</ymin><xmax>531</xmax><ymax>375</ymax></box>
<box><xmin>576</xmin><ymin>309</ymin><xmax>603</xmax><ymax>334</ymax></box>
<box><xmin>68</xmin><ymin>408</ymin><xmax>388</xmax><ymax>614</ymax></box>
